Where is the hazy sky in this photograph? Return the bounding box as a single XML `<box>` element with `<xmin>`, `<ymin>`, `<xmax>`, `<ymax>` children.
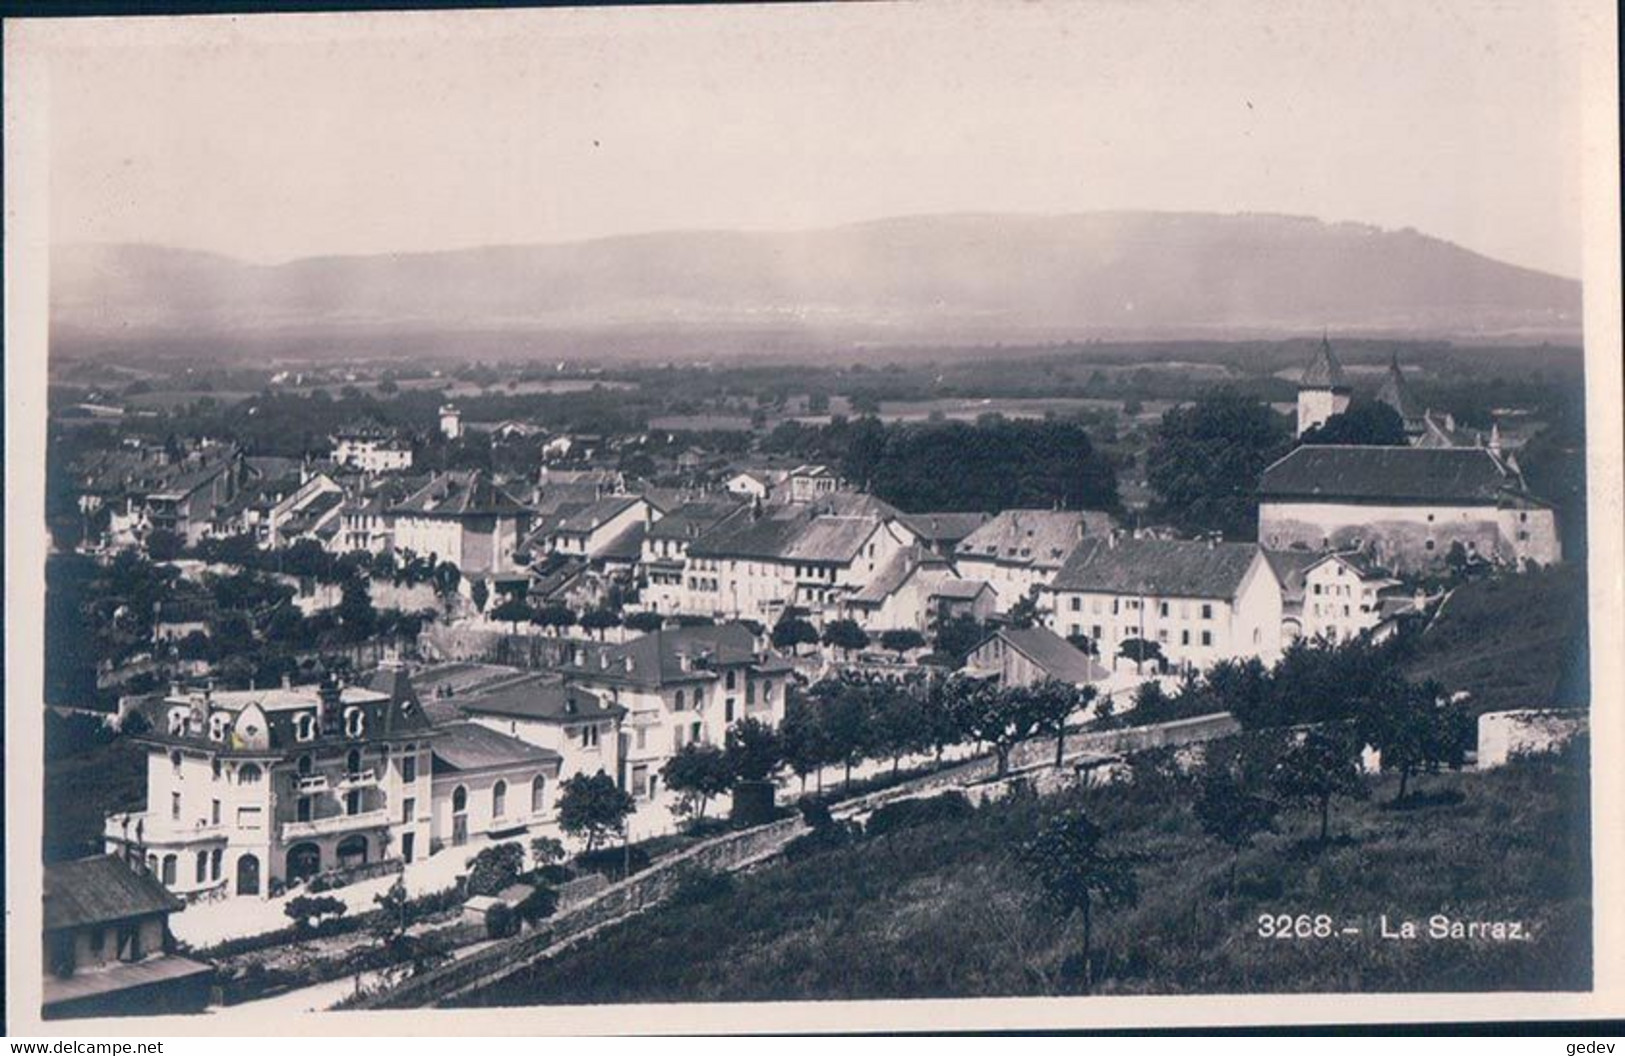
<box><xmin>31</xmin><ymin>1</ymin><xmax>1589</xmax><ymax>277</ymax></box>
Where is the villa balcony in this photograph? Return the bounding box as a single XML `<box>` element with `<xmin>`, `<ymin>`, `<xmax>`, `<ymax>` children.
<box><xmin>295</xmin><ymin>774</ymin><xmax>330</xmax><ymax>794</ymax></box>
<box><xmin>280</xmin><ymin>806</ymin><xmax>391</xmax><ymax>840</ymax></box>
<box><xmin>336</xmin><ymin>768</ymin><xmax>379</xmax><ymax>790</ymax></box>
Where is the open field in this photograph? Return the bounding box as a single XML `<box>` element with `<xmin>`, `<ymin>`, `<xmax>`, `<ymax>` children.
<box><xmin>457</xmin><ymin>744</ymin><xmax>1589</xmax><ymax>1004</ymax></box>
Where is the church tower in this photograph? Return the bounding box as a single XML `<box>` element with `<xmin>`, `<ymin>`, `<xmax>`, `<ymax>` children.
<box><xmin>1296</xmin><ymin>334</ymin><xmax>1351</xmax><ymax>437</ymax></box>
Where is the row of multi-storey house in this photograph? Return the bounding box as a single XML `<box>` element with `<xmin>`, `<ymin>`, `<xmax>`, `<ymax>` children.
<box><xmin>103</xmin><ymin>622</ymin><xmax>793</xmax><ymax>901</ymax></box>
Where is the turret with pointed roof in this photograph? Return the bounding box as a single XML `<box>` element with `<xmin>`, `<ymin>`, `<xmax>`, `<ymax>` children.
<box><xmin>1375</xmin><ymin>352</ymin><xmax>1426</xmax><ymax>439</ymax></box>
<box><xmin>1295</xmin><ymin>334</ymin><xmax>1353</xmax><ymax>437</ymax></box>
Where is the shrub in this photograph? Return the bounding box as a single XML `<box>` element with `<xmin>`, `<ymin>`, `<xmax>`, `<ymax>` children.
<box><xmin>484</xmin><ymin>902</ymin><xmax>520</xmax><ymax>940</ymax></box>
<box><xmin>467</xmin><ymin>842</ymin><xmax>526</xmax><ymax>898</ymax></box>
<box><xmin>575</xmin><ymin>844</ymin><xmax>652</xmax><ymax>883</ymax></box>
<box><xmin>284</xmin><ymin>894</ymin><xmax>348</xmax><ymax>932</ymax></box>
<box><xmin>865</xmin><ymin>792</ymin><xmax>973</xmax><ymax>837</ymax></box>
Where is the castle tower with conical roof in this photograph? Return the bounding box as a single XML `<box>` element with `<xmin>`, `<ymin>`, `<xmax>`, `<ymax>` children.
<box><xmin>1375</xmin><ymin>352</ymin><xmax>1426</xmax><ymax>441</ymax></box>
<box><xmin>1296</xmin><ymin>333</ymin><xmax>1352</xmax><ymax>437</ymax></box>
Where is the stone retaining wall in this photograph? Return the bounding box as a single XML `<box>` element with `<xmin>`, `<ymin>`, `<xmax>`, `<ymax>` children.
<box><xmin>1477</xmin><ymin>708</ymin><xmax>1588</xmax><ymax>768</ymax></box>
<box><xmin>353</xmin><ymin>815</ymin><xmax>806</xmax><ymax>1009</ymax></box>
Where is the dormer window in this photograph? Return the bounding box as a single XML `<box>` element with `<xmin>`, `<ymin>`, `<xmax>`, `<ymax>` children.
<box><xmin>295</xmin><ymin>712</ymin><xmax>317</xmax><ymax>742</ymax></box>
<box><xmin>208</xmin><ymin>713</ymin><xmax>230</xmax><ymax>742</ymax></box>
<box><xmin>344</xmin><ymin>707</ymin><xmax>365</xmax><ymax>739</ymax></box>
<box><xmin>168</xmin><ymin>708</ymin><xmax>188</xmax><ymax>736</ymax></box>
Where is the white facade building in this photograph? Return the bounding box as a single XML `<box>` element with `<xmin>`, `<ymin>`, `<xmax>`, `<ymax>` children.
<box><xmin>1044</xmin><ymin>535</ymin><xmax>1284</xmax><ymax>673</ymax></box>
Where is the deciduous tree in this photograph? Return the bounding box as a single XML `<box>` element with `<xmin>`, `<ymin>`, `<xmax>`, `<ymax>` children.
<box><xmin>1019</xmin><ymin>809</ymin><xmax>1138</xmax><ymax>994</ymax></box>
<box><xmin>557</xmin><ymin>772</ymin><xmax>635</xmax><ymax>853</ymax></box>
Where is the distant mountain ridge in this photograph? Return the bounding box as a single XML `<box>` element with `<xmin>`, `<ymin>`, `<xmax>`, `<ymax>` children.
<box><xmin>51</xmin><ymin>212</ymin><xmax>1582</xmax><ymax>351</ymax></box>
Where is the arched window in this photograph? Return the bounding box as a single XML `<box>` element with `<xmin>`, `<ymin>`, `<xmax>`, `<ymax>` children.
<box><xmin>531</xmin><ymin>775</ymin><xmax>546</xmax><ymax>813</ymax></box>
<box><xmin>452</xmin><ymin>785</ymin><xmax>467</xmax><ymax>814</ymax></box>
<box><xmin>297</xmin><ymin>754</ymin><xmax>313</xmax><ymax>777</ymax></box>
<box><xmin>346</xmin><ymin>748</ymin><xmax>362</xmax><ymax>775</ymax></box>
<box><xmin>295</xmin><ymin>712</ymin><xmax>316</xmax><ymax>742</ymax></box>
<box><xmin>161</xmin><ymin>854</ymin><xmax>178</xmax><ymax>886</ymax></box>
<box><xmin>168</xmin><ymin>708</ymin><xmax>188</xmax><ymax>736</ymax></box>
<box><xmin>492</xmin><ymin>780</ymin><xmax>507</xmax><ymax>818</ymax></box>
<box><xmin>675</xmin><ymin>690</ymin><xmax>685</xmax><ymax>711</ymax></box>
<box><xmin>195</xmin><ymin>850</ymin><xmax>208</xmax><ymax>884</ymax></box>
<box><xmin>344</xmin><ymin>707</ymin><xmax>365</xmax><ymax>738</ymax></box>
<box><xmin>211</xmin><ymin>848</ymin><xmax>223</xmax><ymax>881</ymax></box>
<box><xmin>238</xmin><ymin>763</ymin><xmax>262</xmax><ymax>785</ymax></box>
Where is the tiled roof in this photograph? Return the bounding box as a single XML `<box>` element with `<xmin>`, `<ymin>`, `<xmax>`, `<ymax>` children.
<box><xmin>646</xmin><ymin>501</ymin><xmax>742</xmax><ymax>541</ymax></box>
<box><xmin>896</xmin><ymin>511</ymin><xmax>992</xmax><ymax>545</ymax></box>
<box><xmin>1258</xmin><ymin>446</ymin><xmax>1519</xmax><ymax>504</ymax></box>
<box><xmin>550</xmin><ymin>496</ymin><xmax>641</xmax><ymax>535</ymax></box>
<box><xmin>597</xmin><ymin>522</ymin><xmax>647</xmax><ymax>562</ymax></box>
<box><xmin>1049</xmin><ymin>537</ymin><xmax>1262</xmax><ymax>600</ymax></box>
<box><xmin>457</xmin><ymin>676</ymin><xmax>619</xmax><ymax>724</ymax></box>
<box><xmin>431</xmin><ymin>722</ymin><xmax>562</xmax><ymax>774</ymax></box>
<box><xmin>563</xmin><ymin>624</ymin><xmax>763</xmax><ymax>688</ymax></box>
<box><xmin>931</xmin><ymin>578</ymin><xmax>992</xmax><ymax>600</ymax></box>
<box><xmin>44</xmin><ymin>856</ymin><xmax>183</xmax><ymax>931</ymax></box>
<box><xmin>363</xmin><ymin>663</ymin><xmax>438</xmax><ymax>738</ymax></box>
<box><xmin>1375</xmin><ymin>354</ymin><xmax>1422</xmax><ymax>421</ymax></box>
<box><xmin>392</xmin><ymin>471</ymin><xmax>530</xmax><ymax>518</ymax></box>
<box><xmin>782</xmin><ymin>516</ymin><xmax>884</xmax><ymax>564</ymax></box>
<box><xmin>1263</xmin><ymin>548</ymin><xmax>1322</xmax><ymax>600</ymax></box>
<box><xmin>687</xmin><ymin>505</ymin><xmax>813</xmax><ymax>560</ymax></box>
<box><xmin>980</xmin><ymin>626</ymin><xmax>1108</xmax><ymax>684</ymax></box>
<box><xmin>1299</xmin><ymin>336</ymin><xmax>1349</xmax><ymax>390</ymax></box>
<box><xmin>955</xmin><ymin>509</ymin><xmax>1106</xmax><ymax>569</ymax></box>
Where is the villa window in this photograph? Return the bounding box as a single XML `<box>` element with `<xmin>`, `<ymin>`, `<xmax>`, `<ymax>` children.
<box><xmin>211</xmin><ymin>849</ymin><xmax>222</xmax><ymax>881</ymax></box>
<box><xmin>171</xmin><ymin>751</ymin><xmax>183</xmax><ymax>775</ymax></box>
<box><xmin>1201</xmin><ymin>631</ymin><xmax>1213</xmax><ymax>647</ymax></box>
<box><xmin>452</xmin><ymin>786</ymin><xmax>468</xmax><ymax>814</ymax></box>
<box><xmin>344</xmin><ymin>707</ymin><xmax>365</xmax><ymax>739</ymax></box>
<box><xmin>162</xmin><ymin>855</ymin><xmax>177</xmax><ymax>887</ymax></box>
<box><xmin>171</xmin><ymin>792</ymin><xmax>181</xmax><ymax>820</ymax></box>
<box><xmin>297</xmin><ymin>754</ymin><xmax>313</xmax><ymax>777</ymax></box>
<box><xmin>345</xmin><ymin>789</ymin><xmax>363</xmax><ymax>816</ymax></box>
<box><xmin>211</xmin><ymin>799</ymin><xmax>221</xmax><ymax>825</ymax></box>
<box><xmin>492</xmin><ymin>780</ymin><xmax>507</xmax><ymax>818</ymax></box>
<box><xmin>168</xmin><ymin>710</ymin><xmax>187</xmax><ymax>736</ymax></box>
<box><xmin>531</xmin><ymin>776</ymin><xmax>547</xmax><ymax>813</ymax></box>
<box><xmin>297</xmin><ymin>796</ymin><xmax>312</xmax><ymax>822</ymax></box>
<box><xmin>295</xmin><ymin>712</ymin><xmax>316</xmax><ymax>742</ymax></box>
<box><xmin>347</xmin><ymin>748</ymin><xmax>362</xmax><ymax>775</ymax></box>
<box><xmin>725</xmin><ymin>671</ymin><xmax>737</xmax><ymax>691</ymax></box>
<box><xmin>402</xmin><ymin>753</ymin><xmax>417</xmax><ymax>784</ymax></box>
<box><xmin>674</xmin><ymin>690</ymin><xmax>686</xmax><ymax>711</ymax></box>
<box><xmin>196</xmin><ymin>851</ymin><xmax>208</xmax><ymax>884</ymax></box>
<box><xmin>1201</xmin><ymin>604</ymin><xmax>1213</xmax><ymax>620</ymax></box>
<box><xmin>239</xmin><ymin>763</ymin><xmax>262</xmax><ymax>785</ymax></box>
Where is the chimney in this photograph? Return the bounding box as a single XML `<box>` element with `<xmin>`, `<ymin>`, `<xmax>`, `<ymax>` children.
<box><xmin>625</xmin><ymin>655</ymin><xmax>635</xmax><ymax>673</ymax></box>
<box><xmin>281</xmin><ymin>673</ymin><xmax>293</xmax><ymax>690</ymax></box>
<box><xmin>317</xmin><ymin>676</ymin><xmax>343</xmax><ymax>734</ymax></box>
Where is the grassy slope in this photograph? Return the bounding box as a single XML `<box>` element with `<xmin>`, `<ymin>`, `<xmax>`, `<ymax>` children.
<box><xmin>1402</xmin><ymin>565</ymin><xmax>1588</xmax><ymax>716</ymax></box>
<box><xmin>459</xmin><ymin>747</ymin><xmax>1589</xmax><ymax>1004</ymax></box>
